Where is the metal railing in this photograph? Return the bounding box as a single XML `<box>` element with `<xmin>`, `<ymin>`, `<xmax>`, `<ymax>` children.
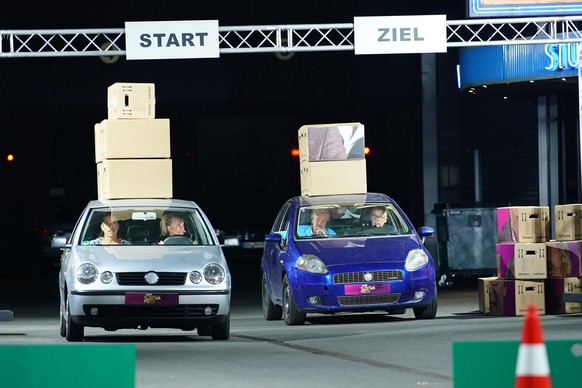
<box><xmin>2</xmin><ymin>16</ymin><xmax>582</xmax><ymax>58</ymax></box>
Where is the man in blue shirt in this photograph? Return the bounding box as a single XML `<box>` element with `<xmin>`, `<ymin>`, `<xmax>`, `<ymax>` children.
<box><xmin>297</xmin><ymin>209</ymin><xmax>336</xmax><ymax>237</ymax></box>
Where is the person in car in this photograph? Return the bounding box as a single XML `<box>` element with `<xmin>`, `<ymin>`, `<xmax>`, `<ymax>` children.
<box><xmin>369</xmin><ymin>206</ymin><xmax>397</xmax><ymax>233</ymax></box>
<box><xmin>89</xmin><ymin>214</ymin><xmax>130</xmax><ymax>245</ymax></box>
<box><xmin>159</xmin><ymin>214</ymin><xmax>187</xmax><ymax>244</ymax></box>
<box><xmin>297</xmin><ymin>209</ymin><xmax>336</xmax><ymax>237</ymax></box>
<box><xmin>370</xmin><ymin>206</ymin><xmax>388</xmax><ymax>228</ymax></box>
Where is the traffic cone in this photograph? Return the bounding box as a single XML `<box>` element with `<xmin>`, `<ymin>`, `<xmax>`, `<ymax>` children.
<box><xmin>514</xmin><ymin>305</ymin><xmax>552</xmax><ymax>388</ymax></box>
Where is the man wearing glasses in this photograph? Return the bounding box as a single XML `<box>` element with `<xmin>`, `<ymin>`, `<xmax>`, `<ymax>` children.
<box><xmin>370</xmin><ymin>206</ymin><xmax>389</xmax><ymax>228</ymax></box>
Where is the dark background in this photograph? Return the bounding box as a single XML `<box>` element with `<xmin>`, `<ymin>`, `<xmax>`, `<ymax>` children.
<box><xmin>14</xmin><ymin>0</ymin><xmax>581</xmax><ymax>268</ymax></box>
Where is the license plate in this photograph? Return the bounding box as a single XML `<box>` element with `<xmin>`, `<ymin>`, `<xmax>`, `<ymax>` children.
<box><xmin>344</xmin><ymin>283</ymin><xmax>391</xmax><ymax>295</ymax></box>
<box><xmin>125</xmin><ymin>292</ymin><xmax>179</xmax><ymax>305</ymax></box>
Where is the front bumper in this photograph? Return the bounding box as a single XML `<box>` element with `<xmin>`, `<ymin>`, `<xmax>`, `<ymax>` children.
<box><xmin>289</xmin><ymin>263</ymin><xmax>436</xmax><ymax>313</ymax></box>
<box><xmin>68</xmin><ymin>289</ymin><xmax>230</xmax><ymax>329</ymax></box>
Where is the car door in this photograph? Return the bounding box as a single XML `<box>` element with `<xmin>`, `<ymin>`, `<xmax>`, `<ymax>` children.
<box><xmin>263</xmin><ymin>201</ymin><xmax>292</xmax><ymax>303</ymax></box>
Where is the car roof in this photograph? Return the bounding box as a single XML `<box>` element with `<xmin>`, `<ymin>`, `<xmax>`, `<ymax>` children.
<box><xmin>292</xmin><ymin>192</ymin><xmax>394</xmax><ymax>206</ymax></box>
<box><xmin>85</xmin><ymin>198</ymin><xmax>200</xmax><ymax>210</ymax></box>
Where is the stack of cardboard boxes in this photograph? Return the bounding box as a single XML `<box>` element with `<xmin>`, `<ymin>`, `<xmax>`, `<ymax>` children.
<box><xmin>479</xmin><ymin>205</ymin><xmax>582</xmax><ymax>316</ymax></box>
<box><xmin>95</xmin><ymin>83</ymin><xmax>173</xmax><ymax>200</ymax></box>
<box><xmin>298</xmin><ymin>123</ymin><xmax>366</xmax><ymax>196</ymax></box>
<box><xmin>545</xmin><ymin>204</ymin><xmax>582</xmax><ymax>314</ymax></box>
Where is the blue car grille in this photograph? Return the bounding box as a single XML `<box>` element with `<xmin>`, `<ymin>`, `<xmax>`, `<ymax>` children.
<box><xmin>333</xmin><ymin>270</ymin><xmax>403</xmax><ymax>284</ymax></box>
<box><xmin>83</xmin><ymin>304</ymin><xmax>219</xmax><ymax>318</ymax></box>
<box><xmin>116</xmin><ymin>272</ymin><xmax>187</xmax><ymax>286</ymax></box>
<box><xmin>337</xmin><ymin>294</ymin><xmax>400</xmax><ymax>306</ymax></box>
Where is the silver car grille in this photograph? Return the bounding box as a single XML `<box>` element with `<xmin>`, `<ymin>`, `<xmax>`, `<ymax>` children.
<box><xmin>333</xmin><ymin>270</ymin><xmax>403</xmax><ymax>284</ymax></box>
<box><xmin>337</xmin><ymin>294</ymin><xmax>400</xmax><ymax>306</ymax></box>
<box><xmin>116</xmin><ymin>272</ymin><xmax>187</xmax><ymax>286</ymax></box>
<box><xmin>83</xmin><ymin>304</ymin><xmax>219</xmax><ymax>317</ymax></box>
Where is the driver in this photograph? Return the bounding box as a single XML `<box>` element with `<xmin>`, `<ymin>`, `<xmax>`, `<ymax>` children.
<box><xmin>159</xmin><ymin>214</ymin><xmax>186</xmax><ymax>244</ymax></box>
<box><xmin>370</xmin><ymin>206</ymin><xmax>388</xmax><ymax>228</ymax></box>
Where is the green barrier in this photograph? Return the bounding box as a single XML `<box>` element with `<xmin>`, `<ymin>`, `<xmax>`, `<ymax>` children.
<box><xmin>0</xmin><ymin>344</ymin><xmax>135</xmax><ymax>388</ymax></box>
<box><xmin>453</xmin><ymin>340</ymin><xmax>582</xmax><ymax>388</ymax></box>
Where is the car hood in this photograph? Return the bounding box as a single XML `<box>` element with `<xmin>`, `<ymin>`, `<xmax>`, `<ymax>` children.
<box><xmin>73</xmin><ymin>245</ymin><xmax>226</xmax><ymax>271</ymax></box>
<box><xmin>294</xmin><ymin>236</ymin><xmax>425</xmax><ymax>266</ymax></box>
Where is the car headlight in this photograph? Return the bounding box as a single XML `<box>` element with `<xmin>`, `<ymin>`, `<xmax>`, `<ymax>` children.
<box><xmin>204</xmin><ymin>263</ymin><xmax>225</xmax><ymax>285</ymax></box>
<box><xmin>405</xmin><ymin>249</ymin><xmax>429</xmax><ymax>271</ymax></box>
<box><xmin>189</xmin><ymin>271</ymin><xmax>203</xmax><ymax>284</ymax></box>
<box><xmin>296</xmin><ymin>254</ymin><xmax>328</xmax><ymax>274</ymax></box>
<box><xmin>100</xmin><ymin>271</ymin><xmax>114</xmax><ymax>284</ymax></box>
<box><xmin>76</xmin><ymin>263</ymin><xmax>98</xmax><ymax>284</ymax></box>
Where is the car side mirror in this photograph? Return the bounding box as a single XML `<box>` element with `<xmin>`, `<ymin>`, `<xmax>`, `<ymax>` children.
<box><xmin>264</xmin><ymin>233</ymin><xmax>282</xmax><ymax>244</ymax></box>
<box><xmin>418</xmin><ymin>226</ymin><xmax>435</xmax><ymax>243</ymax></box>
<box><xmin>222</xmin><ymin>236</ymin><xmax>240</xmax><ymax>247</ymax></box>
<box><xmin>51</xmin><ymin>235</ymin><xmax>69</xmax><ymax>249</ymax></box>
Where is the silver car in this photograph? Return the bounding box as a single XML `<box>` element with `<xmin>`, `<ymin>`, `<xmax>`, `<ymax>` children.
<box><xmin>58</xmin><ymin>198</ymin><xmax>231</xmax><ymax>342</ymax></box>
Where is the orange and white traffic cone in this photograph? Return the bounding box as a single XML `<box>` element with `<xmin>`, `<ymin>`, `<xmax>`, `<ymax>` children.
<box><xmin>514</xmin><ymin>305</ymin><xmax>552</xmax><ymax>388</ymax></box>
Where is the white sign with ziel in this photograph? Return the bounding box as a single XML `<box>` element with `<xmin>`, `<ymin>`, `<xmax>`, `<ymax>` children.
<box><xmin>125</xmin><ymin>20</ymin><xmax>220</xmax><ymax>60</ymax></box>
<box><xmin>354</xmin><ymin>15</ymin><xmax>447</xmax><ymax>55</ymax></box>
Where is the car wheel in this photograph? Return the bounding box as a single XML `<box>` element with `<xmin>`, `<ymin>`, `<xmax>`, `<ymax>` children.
<box><xmin>386</xmin><ymin>307</ymin><xmax>406</xmax><ymax>315</ymax></box>
<box><xmin>65</xmin><ymin>297</ymin><xmax>84</xmax><ymax>342</ymax></box>
<box><xmin>197</xmin><ymin>325</ymin><xmax>212</xmax><ymax>336</ymax></box>
<box><xmin>59</xmin><ymin>301</ymin><xmax>66</xmax><ymax>337</ymax></box>
<box><xmin>282</xmin><ymin>275</ymin><xmax>305</xmax><ymax>326</ymax></box>
<box><xmin>413</xmin><ymin>289</ymin><xmax>438</xmax><ymax>320</ymax></box>
<box><xmin>211</xmin><ymin>314</ymin><xmax>230</xmax><ymax>340</ymax></box>
<box><xmin>262</xmin><ymin>272</ymin><xmax>282</xmax><ymax>320</ymax></box>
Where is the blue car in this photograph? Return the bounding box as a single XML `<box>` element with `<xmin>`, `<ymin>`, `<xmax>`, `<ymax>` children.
<box><xmin>261</xmin><ymin>193</ymin><xmax>437</xmax><ymax>325</ymax></box>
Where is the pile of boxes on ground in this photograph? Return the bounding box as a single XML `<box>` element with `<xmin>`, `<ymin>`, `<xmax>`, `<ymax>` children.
<box><xmin>95</xmin><ymin>83</ymin><xmax>172</xmax><ymax>200</ymax></box>
<box><xmin>298</xmin><ymin>123</ymin><xmax>367</xmax><ymax>196</ymax></box>
<box><xmin>479</xmin><ymin>204</ymin><xmax>582</xmax><ymax>316</ymax></box>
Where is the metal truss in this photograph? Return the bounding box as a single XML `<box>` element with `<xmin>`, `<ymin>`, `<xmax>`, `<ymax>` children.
<box><xmin>2</xmin><ymin>16</ymin><xmax>582</xmax><ymax>58</ymax></box>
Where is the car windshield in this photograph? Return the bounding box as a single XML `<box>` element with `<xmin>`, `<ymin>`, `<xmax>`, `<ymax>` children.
<box><xmin>78</xmin><ymin>206</ymin><xmax>216</xmax><ymax>246</ymax></box>
<box><xmin>295</xmin><ymin>202</ymin><xmax>411</xmax><ymax>239</ymax></box>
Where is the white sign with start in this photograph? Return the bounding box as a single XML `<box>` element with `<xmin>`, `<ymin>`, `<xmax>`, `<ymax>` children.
<box><xmin>354</xmin><ymin>15</ymin><xmax>447</xmax><ymax>55</ymax></box>
<box><xmin>125</xmin><ymin>20</ymin><xmax>220</xmax><ymax>60</ymax></box>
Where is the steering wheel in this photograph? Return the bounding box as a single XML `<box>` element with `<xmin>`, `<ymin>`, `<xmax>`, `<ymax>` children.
<box><xmin>163</xmin><ymin>235</ymin><xmax>194</xmax><ymax>245</ymax></box>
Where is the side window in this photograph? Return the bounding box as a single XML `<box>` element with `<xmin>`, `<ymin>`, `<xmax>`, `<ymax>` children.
<box><xmin>272</xmin><ymin>203</ymin><xmax>292</xmax><ymax>244</ymax></box>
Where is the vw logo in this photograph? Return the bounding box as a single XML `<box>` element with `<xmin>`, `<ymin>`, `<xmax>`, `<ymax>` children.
<box><xmin>363</xmin><ymin>272</ymin><xmax>373</xmax><ymax>282</ymax></box>
<box><xmin>144</xmin><ymin>271</ymin><xmax>159</xmax><ymax>285</ymax></box>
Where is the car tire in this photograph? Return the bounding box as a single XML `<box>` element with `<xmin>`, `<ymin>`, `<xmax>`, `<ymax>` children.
<box><xmin>282</xmin><ymin>275</ymin><xmax>306</xmax><ymax>326</ymax></box>
<box><xmin>413</xmin><ymin>289</ymin><xmax>438</xmax><ymax>320</ymax></box>
<box><xmin>65</xmin><ymin>297</ymin><xmax>84</xmax><ymax>342</ymax></box>
<box><xmin>262</xmin><ymin>272</ymin><xmax>282</xmax><ymax>320</ymax></box>
<box><xmin>386</xmin><ymin>307</ymin><xmax>407</xmax><ymax>315</ymax></box>
<box><xmin>211</xmin><ymin>314</ymin><xmax>230</xmax><ymax>340</ymax></box>
<box><xmin>197</xmin><ymin>325</ymin><xmax>212</xmax><ymax>336</ymax></box>
<box><xmin>59</xmin><ymin>302</ymin><xmax>66</xmax><ymax>337</ymax></box>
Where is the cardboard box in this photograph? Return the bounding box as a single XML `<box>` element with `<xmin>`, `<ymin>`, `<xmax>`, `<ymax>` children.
<box><xmin>555</xmin><ymin>204</ymin><xmax>582</xmax><ymax>241</ymax></box>
<box><xmin>97</xmin><ymin>159</ymin><xmax>172</xmax><ymax>200</ymax></box>
<box><xmin>545</xmin><ymin>277</ymin><xmax>582</xmax><ymax>314</ymax></box>
<box><xmin>298</xmin><ymin>123</ymin><xmax>365</xmax><ymax>162</ymax></box>
<box><xmin>488</xmin><ymin>279</ymin><xmax>545</xmax><ymax>316</ymax></box>
<box><xmin>108</xmin><ymin>82</ymin><xmax>155</xmax><ymax>119</ymax></box>
<box><xmin>496</xmin><ymin>206</ymin><xmax>550</xmax><ymax>243</ymax></box>
<box><xmin>496</xmin><ymin>243</ymin><xmax>547</xmax><ymax>280</ymax></box>
<box><xmin>545</xmin><ymin>240</ymin><xmax>582</xmax><ymax>278</ymax></box>
<box><xmin>300</xmin><ymin>159</ymin><xmax>367</xmax><ymax>196</ymax></box>
<box><xmin>478</xmin><ymin>277</ymin><xmax>498</xmax><ymax>314</ymax></box>
<box><xmin>94</xmin><ymin>119</ymin><xmax>171</xmax><ymax>163</ymax></box>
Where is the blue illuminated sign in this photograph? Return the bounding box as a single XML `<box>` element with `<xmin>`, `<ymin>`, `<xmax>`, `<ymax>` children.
<box><xmin>469</xmin><ymin>0</ymin><xmax>582</xmax><ymax>18</ymax></box>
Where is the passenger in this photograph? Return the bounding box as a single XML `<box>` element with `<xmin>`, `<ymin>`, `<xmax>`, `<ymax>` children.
<box><xmin>159</xmin><ymin>214</ymin><xmax>186</xmax><ymax>244</ymax></box>
<box><xmin>297</xmin><ymin>209</ymin><xmax>336</xmax><ymax>237</ymax></box>
<box><xmin>89</xmin><ymin>214</ymin><xmax>130</xmax><ymax>245</ymax></box>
